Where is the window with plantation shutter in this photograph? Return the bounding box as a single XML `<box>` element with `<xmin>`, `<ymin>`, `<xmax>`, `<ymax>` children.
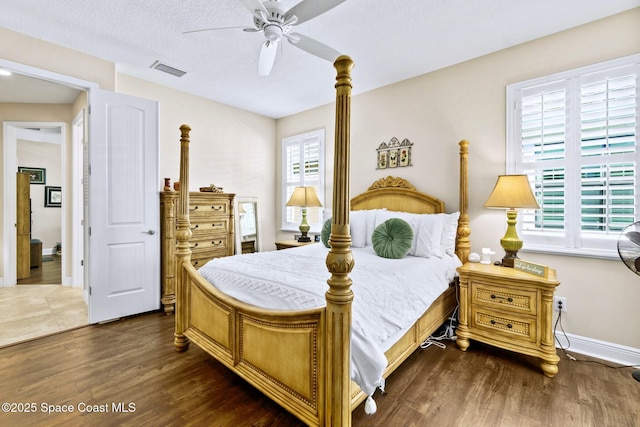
<box><xmin>282</xmin><ymin>129</ymin><xmax>325</xmax><ymax>232</ymax></box>
<box><xmin>507</xmin><ymin>54</ymin><xmax>639</xmax><ymax>258</ymax></box>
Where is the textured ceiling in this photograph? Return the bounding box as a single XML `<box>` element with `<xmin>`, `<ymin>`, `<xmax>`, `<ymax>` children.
<box><xmin>1</xmin><ymin>0</ymin><xmax>638</xmax><ymax>118</ymax></box>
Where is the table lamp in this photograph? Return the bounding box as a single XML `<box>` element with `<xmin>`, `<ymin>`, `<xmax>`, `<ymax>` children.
<box><xmin>484</xmin><ymin>175</ymin><xmax>540</xmax><ymax>267</ymax></box>
<box><xmin>286</xmin><ymin>186</ymin><xmax>322</xmax><ymax>242</ymax></box>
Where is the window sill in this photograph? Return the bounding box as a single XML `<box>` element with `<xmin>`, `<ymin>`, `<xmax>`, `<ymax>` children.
<box><xmin>521</xmin><ymin>245</ymin><xmax>619</xmax><ymax>261</ymax></box>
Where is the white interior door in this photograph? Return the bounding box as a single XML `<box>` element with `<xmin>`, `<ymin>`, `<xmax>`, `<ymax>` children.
<box><xmin>88</xmin><ymin>89</ymin><xmax>159</xmax><ymax>323</ymax></box>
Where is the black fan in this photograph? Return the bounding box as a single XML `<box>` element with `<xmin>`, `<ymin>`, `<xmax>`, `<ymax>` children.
<box><xmin>617</xmin><ymin>221</ymin><xmax>640</xmax><ymax>382</ymax></box>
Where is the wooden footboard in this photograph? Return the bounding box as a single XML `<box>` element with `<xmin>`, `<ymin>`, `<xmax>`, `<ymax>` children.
<box><xmin>180</xmin><ymin>258</ymin><xmax>456</xmax><ymax>425</ymax></box>
<box><xmin>179</xmin><ymin>263</ymin><xmax>327</xmax><ymax>425</ymax></box>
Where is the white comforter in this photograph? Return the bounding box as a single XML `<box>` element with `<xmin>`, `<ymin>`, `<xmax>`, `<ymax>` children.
<box><xmin>199</xmin><ymin>244</ymin><xmax>461</xmax><ymax>397</ymax></box>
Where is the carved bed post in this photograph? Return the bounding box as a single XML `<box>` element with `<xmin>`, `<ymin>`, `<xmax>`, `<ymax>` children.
<box><xmin>325</xmin><ymin>55</ymin><xmax>355</xmax><ymax>426</ymax></box>
<box><xmin>457</xmin><ymin>139</ymin><xmax>471</xmax><ymax>264</ymax></box>
<box><xmin>174</xmin><ymin>124</ymin><xmax>193</xmax><ymax>352</ymax></box>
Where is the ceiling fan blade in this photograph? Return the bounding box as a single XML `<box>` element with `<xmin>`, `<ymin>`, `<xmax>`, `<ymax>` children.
<box><xmin>285</xmin><ymin>0</ymin><xmax>346</xmax><ymax>25</ymax></box>
<box><xmin>238</xmin><ymin>0</ymin><xmax>268</xmax><ymax>17</ymax></box>
<box><xmin>258</xmin><ymin>40</ymin><xmax>278</xmax><ymax>76</ymax></box>
<box><xmin>183</xmin><ymin>26</ymin><xmax>247</xmax><ymax>35</ymax></box>
<box><xmin>286</xmin><ymin>33</ymin><xmax>341</xmax><ymax>63</ymax></box>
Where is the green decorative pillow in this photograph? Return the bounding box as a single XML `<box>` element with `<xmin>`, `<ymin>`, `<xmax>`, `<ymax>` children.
<box><xmin>321</xmin><ymin>218</ymin><xmax>332</xmax><ymax>248</ymax></box>
<box><xmin>372</xmin><ymin>218</ymin><xmax>414</xmax><ymax>259</ymax></box>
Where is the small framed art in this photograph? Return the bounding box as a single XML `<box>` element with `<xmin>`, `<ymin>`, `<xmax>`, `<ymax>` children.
<box><xmin>376</xmin><ymin>137</ymin><xmax>413</xmax><ymax>170</ymax></box>
<box><xmin>45</xmin><ymin>186</ymin><xmax>62</xmax><ymax>207</ymax></box>
<box><xmin>18</xmin><ymin>166</ymin><xmax>46</xmax><ymax>184</ymax></box>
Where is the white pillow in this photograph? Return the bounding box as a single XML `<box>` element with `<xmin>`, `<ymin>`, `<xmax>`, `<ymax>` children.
<box><xmin>349</xmin><ymin>209</ymin><xmax>387</xmax><ymax>247</ymax></box>
<box><xmin>350</xmin><ymin>210</ymin><xmax>368</xmax><ymax>248</ymax></box>
<box><xmin>413</xmin><ymin>214</ymin><xmax>446</xmax><ymax>258</ymax></box>
<box><xmin>437</xmin><ymin>212</ymin><xmax>460</xmax><ymax>256</ymax></box>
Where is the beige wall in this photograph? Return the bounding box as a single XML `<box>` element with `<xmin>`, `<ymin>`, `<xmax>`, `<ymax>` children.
<box><xmin>276</xmin><ymin>8</ymin><xmax>640</xmax><ymax>348</ymax></box>
<box><xmin>115</xmin><ymin>74</ymin><xmax>277</xmax><ymax>251</ymax></box>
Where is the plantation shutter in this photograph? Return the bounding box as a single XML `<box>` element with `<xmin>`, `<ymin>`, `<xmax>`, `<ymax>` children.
<box><xmin>579</xmin><ymin>73</ymin><xmax>636</xmax><ymax>236</ymax></box>
<box><xmin>282</xmin><ymin>129</ymin><xmax>325</xmax><ymax>231</ymax></box>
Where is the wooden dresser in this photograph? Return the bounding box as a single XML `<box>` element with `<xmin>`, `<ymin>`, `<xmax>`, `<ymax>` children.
<box><xmin>160</xmin><ymin>190</ymin><xmax>235</xmax><ymax>314</ymax></box>
<box><xmin>456</xmin><ymin>262</ymin><xmax>561</xmax><ymax>377</ymax></box>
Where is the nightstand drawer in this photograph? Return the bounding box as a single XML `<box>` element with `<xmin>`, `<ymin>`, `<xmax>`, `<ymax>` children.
<box><xmin>471</xmin><ymin>282</ymin><xmax>537</xmax><ymax>315</ymax></box>
<box><xmin>471</xmin><ymin>308</ymin><xmax>536</xmax><ymax>342</ymax></box>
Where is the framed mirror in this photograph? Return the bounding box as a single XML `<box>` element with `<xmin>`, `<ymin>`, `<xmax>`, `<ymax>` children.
<box><xmin>236</xmin><ymin>198</ymin><xmax>259</xmax><ymax>254</ymax></box>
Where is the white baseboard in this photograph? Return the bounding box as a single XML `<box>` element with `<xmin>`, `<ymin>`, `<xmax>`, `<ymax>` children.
<box><xmin>555</xmin><ymin>331</ymin><xmax>640</xmax><ymax>368</ymax></box>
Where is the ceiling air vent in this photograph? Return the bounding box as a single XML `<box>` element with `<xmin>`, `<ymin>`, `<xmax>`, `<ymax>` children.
<box><xmin>150</xmin><ymin>61</ymin><xmax>186</xmax><ymax>77</ymax></box>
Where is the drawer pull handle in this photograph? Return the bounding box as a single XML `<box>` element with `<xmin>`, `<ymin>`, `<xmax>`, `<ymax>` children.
<box><xmin>190</xmin><ymin>242</ymin><xmax>198</xmax><ymax>249</ymax></box>
<box><xmin>212</xmin><ymin>240</ymin><xmax>223</xmax><ymax>246</ymax></box>
<box><xmin>212</xmin><ymin>223</ymin><xmax>222</xmax><ymax>228</ymax></box>
<box><xmin>189</xmin><ymin>206</ymin><xmax>198</xmax><ymax>212</ymax></box>
<box><xmin>190</xmin><ymin>224</ymin><xmax>199</xmax><ymax>230</ymax></box>
<box><xmin>490</xmin><ymin>294</ymin><xmax>513</xmax><ymax>303</ymax></box>
<box><xmin>211</xmin><ymin>205</ymin><xmax>222</xmax><ymax>211</ymax></box>
<box><xmin>490</xmin><ymin>319</ymin><xmax>513</xmax><ymax>329</ymax></box>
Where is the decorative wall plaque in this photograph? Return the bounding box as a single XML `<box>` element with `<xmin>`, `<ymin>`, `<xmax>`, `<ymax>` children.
<box><xmin>376</xmin><ymin>137</ymin><xmax>413</xmax><ymax>169</ymax></box>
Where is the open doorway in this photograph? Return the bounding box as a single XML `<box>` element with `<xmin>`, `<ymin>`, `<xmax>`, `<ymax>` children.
<box><xmin>1</xmin><ymin>71</ymin><xmax>88</xmax><ymax>346</ymax></box>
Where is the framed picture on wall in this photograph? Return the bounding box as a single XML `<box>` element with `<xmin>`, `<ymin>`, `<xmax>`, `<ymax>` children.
<box><xmin>18</xmin><ymin>166</ymin><xmax>46</xmax><ymax>184</ymax></box>
<box><xmin>45</xmin><ymin>186</ymin><xmax>62</xmax><ymax>207</ymax></box>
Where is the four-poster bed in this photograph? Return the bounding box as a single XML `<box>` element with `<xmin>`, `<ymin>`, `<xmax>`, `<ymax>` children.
<box><xmin>174</xmin><ymin>55</ymin><xmax>471</xmax><ymax>426</ymax></box>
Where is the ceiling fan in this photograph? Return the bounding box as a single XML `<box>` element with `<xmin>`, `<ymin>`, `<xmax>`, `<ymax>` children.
<box><xmin>185</xmin><ymin>0</ymin><xmax>345</xmax><ymax>76</ymax></box>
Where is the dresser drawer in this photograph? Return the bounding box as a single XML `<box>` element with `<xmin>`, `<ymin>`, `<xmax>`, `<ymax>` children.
<box><xmin>190</xmin><ymin>218</ymin><xmax>230</xmax><ymax>237</ymax></box>
<box><xmin>471</xmin><ymin>281</ymin><xmax>537</xmax><ymax>316</ymax></box>
<box><xmin>189</xmin><ymin>197</ymin><xmax>230</xmax><ymax>218</ymax></box>
<box><xmin>190</xmin><ymin>236</ymin><xmax>229</xmax><ymax>253</ymax></box>
<box><xmin>190</xmin><ymin>248</ymin><xmax>230</xmax><ymax>269</ymax></box>
<box><xmin>470</xmin><ymin>308</ymin><xmax>536</xmax><ymax>343</ymax></box>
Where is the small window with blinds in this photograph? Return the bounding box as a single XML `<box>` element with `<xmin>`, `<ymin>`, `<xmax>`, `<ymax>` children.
<box><xmin>281</xmin><ymin>129</ymin><xmax>325</xmax><ymax>232</ymax></box>
<box><xmin>507</xmin><ymin>54</ymin><xmax>639</xmax><ymax>258</ymax></box>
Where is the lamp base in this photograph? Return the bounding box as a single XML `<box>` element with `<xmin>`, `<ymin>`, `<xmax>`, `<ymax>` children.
<box><xmin>500</xmin><ymin>250</ymin><xmax>519</xmax><ymax>268</ymax></box>
<box><xmin>297</xmin><ymin>235</ymin><xmax>312</xmax><ymax>243</ymax></box>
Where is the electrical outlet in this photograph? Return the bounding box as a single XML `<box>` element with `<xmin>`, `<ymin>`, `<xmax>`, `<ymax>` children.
<box><xmin>553</xmin><ymin>296</ymin><xmax>567</xmax><ymax>312</ymax></box>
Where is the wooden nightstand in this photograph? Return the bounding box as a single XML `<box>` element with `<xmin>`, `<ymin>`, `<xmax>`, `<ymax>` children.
<box><xmin>275</xmin><ymin>239</ymin><xmax>316</xmax><ymax>250</ymax></box>
<box><xmin>456</xmin><ymin>262</ymin><xmax>561</xmax><ymax>377</ymax></box>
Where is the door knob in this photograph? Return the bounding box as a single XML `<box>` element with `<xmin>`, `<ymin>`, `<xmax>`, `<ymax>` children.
<box><xmin>142</xmin><ymin>229</ymin><xmax>156</xmax><ymax>235</ymax></box>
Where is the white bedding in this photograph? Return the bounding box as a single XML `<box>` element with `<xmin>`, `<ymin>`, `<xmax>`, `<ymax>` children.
<box><xmin>199</xmin><ymin>244</ymin><xmax>461</xmax><ymax>398</ymax></box>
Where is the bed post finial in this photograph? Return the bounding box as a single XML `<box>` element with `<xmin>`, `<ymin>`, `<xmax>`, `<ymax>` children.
<box><xmin>174</xmin><ymin>124</ymin><xmax>192</xmax><ymax>352</ymax></box>
<box><xmin>457</xmin><ymin>139</ymin><xmax>471</xmax><ymax>264</ymax></box>
<box><xmin>325</xmin><ymin>54</ymin><xmax>354</xmax><ymax>427</ymax></box>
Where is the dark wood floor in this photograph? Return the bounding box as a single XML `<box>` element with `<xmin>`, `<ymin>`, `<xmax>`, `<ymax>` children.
<box><xmin>0</xmin><ymin>312</ymin><xmax>637</xmax><ymax>427</ymax></box>
<box><xmin>17</xmin><ymin>254</ymin><xmax>61</xmax><ymax>285</ymax></box>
